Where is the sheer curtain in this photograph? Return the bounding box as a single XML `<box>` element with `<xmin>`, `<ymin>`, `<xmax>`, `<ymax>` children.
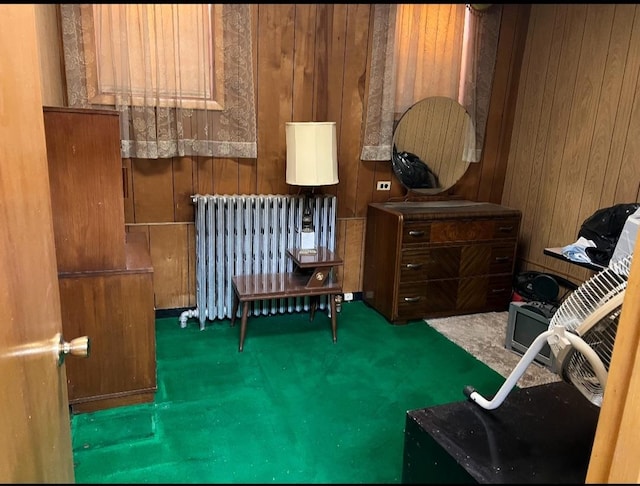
<box><xmin>60</xmin><ymin>4</ymin><xmax>257</xmax><ymax>159</ymax></box>
<box><xmin>361</xmin><ymin>4</ymin><xmax>502</xmax><ymax>163</ymax></box>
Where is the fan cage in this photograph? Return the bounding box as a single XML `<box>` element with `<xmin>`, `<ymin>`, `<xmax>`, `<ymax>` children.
<box><xmin>562</xmin><ymin>309</ymin><xmax>621</xmax><ymax>406</ymax></box>
<box><xmin>549</xmin><ymin>254</ymin><xmax>632</xmax><ymax>406</ymax></box>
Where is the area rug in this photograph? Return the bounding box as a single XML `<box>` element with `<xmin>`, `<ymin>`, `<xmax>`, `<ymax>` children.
<box><xmin>426</xmin><ymin>311</ymin><xmax>560</xmax><ymax>388</ymax></box>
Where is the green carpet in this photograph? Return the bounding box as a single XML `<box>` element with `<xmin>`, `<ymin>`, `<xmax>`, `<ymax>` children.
<box><xmin>71</xmin><ymin>301</ymin><xmax>504</xmax><ymax>484</ymax></box>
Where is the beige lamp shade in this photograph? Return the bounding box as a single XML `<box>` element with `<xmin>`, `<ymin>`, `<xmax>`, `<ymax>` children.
<box><xmin>286</xmin><ymin>122</ymin><xmax>339</xmax><ymax>186</ymax></box>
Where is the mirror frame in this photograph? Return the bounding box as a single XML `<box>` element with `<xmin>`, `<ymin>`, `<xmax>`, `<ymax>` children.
<box><xmin>391</xmin><ymin>96</ymin><xmax>473</xmax><ymax>196</ymax></box>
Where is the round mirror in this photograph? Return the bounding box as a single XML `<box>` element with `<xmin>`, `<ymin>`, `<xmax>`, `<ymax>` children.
<box><xmin>392</xmin><ymin>96</ymin><xmax>473</xmax><ymax>195</ymax></box>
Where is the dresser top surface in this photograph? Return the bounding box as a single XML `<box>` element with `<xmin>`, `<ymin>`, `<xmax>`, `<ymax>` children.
<box><xmin>370</xmin><ymin>200</ymin><xmax>521</xmax><ymax>219</ymax></box>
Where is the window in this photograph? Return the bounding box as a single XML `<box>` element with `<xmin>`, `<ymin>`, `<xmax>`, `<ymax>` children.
<box><xmin>361</xmin><ymin>4</ymin><xmax>502</xmax><ymax>163</ymax></box>
<box><xmin>61</xmin><ymin>4</ymin><xmax>257</xmax><ymax>159</ymax></box>
<box><xmin>394</xmin><ymin>4</ymin><xmax>466</xmax><ymax>118</ymax></box>
<box><xmin>88</xmin><ymin>4</ymin><xmax>224</xmax><ymax>111</ymax></box>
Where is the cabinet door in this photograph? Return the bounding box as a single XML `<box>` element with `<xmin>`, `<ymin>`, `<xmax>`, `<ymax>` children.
<box><xmin>44</xmin><ymin>108</ymin><xmax>126</xmax><ymax>272</ymax></box>
<box><xmin>58</xmin><ymin>271</ymin><xmax>156</xmax><ymax>412</ymax></box>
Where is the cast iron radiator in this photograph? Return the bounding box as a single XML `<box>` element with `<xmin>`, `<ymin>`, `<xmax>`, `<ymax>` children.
<box><xmin>182</xmin><ymin>194</ymin><xmax>337</xmax><ymax>330</ymax></box>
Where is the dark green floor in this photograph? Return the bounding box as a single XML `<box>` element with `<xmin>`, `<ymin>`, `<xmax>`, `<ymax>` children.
<box><xmin>71</xmin><ymin>301</ymin><xmax>504</xmax><ymax>483</ymax></box>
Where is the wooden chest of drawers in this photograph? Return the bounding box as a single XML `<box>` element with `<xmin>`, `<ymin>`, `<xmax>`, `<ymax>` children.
<box><xmin>363</xmin><ymin>200</ymin><xmax>521</xmax><ymax>324</ymax></box>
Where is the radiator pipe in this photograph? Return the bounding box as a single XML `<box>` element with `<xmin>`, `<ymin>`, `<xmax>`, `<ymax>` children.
<box><xmin>179</xmin><ymin>308</ymin><xmax>199</xmax><ymax>328</ymax></box>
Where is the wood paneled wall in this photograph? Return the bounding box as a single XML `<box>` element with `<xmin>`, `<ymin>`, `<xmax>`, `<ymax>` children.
<box><xmin>503</xmin><ymin>4</ymin><xmax>640</xmax><ymax>284</ymax></box>
<box><xmin>35</xmin><ymin>4</ymin><xmax>529</xmax><ymax>310</ymax></box>
<box><xmin>119</xmin><ymin>4</ymin><xmax>530</xmax><ymax>310</ymax></box>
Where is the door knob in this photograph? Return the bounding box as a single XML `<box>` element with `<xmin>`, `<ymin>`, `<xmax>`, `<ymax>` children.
<box><xmin>58</xmin><ymin>335</ymin><xmax>90</xmax><ymax>366</ymax></box>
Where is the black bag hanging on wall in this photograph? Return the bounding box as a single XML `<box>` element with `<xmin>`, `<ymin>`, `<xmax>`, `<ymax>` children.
<box><xmin>577</xmin><ymin>203</ymin><xmax>640</xmax><ymax>266</ymax></box>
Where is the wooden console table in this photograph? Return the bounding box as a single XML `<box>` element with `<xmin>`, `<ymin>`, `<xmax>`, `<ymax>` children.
<box><xmin>231</xmin><ymin>247</ymin><xmax>343</xmax><ymax>352</ymax></box>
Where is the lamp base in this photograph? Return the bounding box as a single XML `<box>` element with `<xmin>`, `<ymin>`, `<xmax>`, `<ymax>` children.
<box><xmin>299</xmin><ymin>230</ymin><xmax>317</xmax><ymax>254</ymax></box>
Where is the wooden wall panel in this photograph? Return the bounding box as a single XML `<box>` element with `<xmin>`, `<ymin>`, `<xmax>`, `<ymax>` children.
<box><xmin>212</xmin><ymin>157</ymin><xmax>240</xmax><ymax>196</ymax></box>
<box><xmin>340</xmin><ymin>4</ymin><xmax>372</xmax><ymax>218</ymax></box>
<box><xmin>319</xmin><ymin>4</ymin><xmax>347</xmax><ymax>202</ymax></box>
<box><xmin>503</xmin><ymin>4</ymin><xmax>640</xmax><ymax>285</ymax></box>
<box><xmin>40</xmin><ymin>5</ymin><xmax>528</xmax><ymax>309</ymax></box>
<box><xmin>547</xmin><ymin>6</ymin><xmax>611</xmax><ymax>272</ymax></box>
<box><xmin>195</xmin><ymin>158</ymin><xmax>214</xmax><ymax>196</ymax></box>
<box><xmin>256</xmin><ymin>4</ymin><xmax>295</xmax><ymax>196</ymax></box>
<box><xmin>342</xmin><ymin>218</ymin><xmax>366</xmax><ymax>293</ymax></box>
<box><xmin>148</xmin><ymin>224</ymin><xmax>190</xmax><ymax>309</ymax></box>
<box><xmin>132</xmin><ymin>158</ymin><xmax>175</xmax><ymax>223</ymax></box>
<box><xmin>172</xmin><ymin>157</ymin><xmax>195</xmax><ymax>222</ymax></box>
<box><xmin>599</xmin><ymin>8</ymin><xmax>640</xmax><ymax>210</ymax></box>
<box><xmin>575</xmin><ymin>6</ymin><xmax>633</xmax><ymax>249</ymax></box>
<box><xmin>292</xmin><ymin>3</ymin><xmax>317</xmax><ymax>123</ymax></box>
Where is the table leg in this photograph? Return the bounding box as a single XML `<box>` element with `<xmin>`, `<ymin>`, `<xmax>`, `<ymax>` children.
<box><xmin>239</xmin><ymin>301</ymin><xmax>249</xmax><ymax>352</ymax></box>
<box><xmin>309</xmin><ymin>296</ymin><xmax>317</xmax><ymax>322</ymax></box>
<box><xmin>330</xmin><ymin>294</ymin><xmax>337</xmax><ymax>343</ymax></box>
<box><xmin>230</xmin><ymin>292</ymin><xmax>239</xmax><ymax>327</ymax></box>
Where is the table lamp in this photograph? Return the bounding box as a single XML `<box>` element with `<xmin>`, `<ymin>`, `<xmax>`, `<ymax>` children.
<box><xmin>286</xmin><ymin>121</ymin><xmax>339</xmax><ymax>254</ymax></box>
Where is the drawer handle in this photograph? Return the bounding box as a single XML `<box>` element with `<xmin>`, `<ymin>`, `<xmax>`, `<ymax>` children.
<box><xmin>494</xmin><ymin>256</ymin><xmax>509</xmax><ymax>262</ymax></box>
<box><xmin>498</xmin><ymin>226</ymin><xmax>514</xmax><ymax>232</ymax></box>
<box><xmin>408</xmin><ymin>230</ymin><xmax>425</xmax><ymax>237</ymax></box>
<box><xmin>405</xmin><ymin>263</ymin><xmax>423</xmax><ymax>269</ymax></box>
<box><xmin>404</xmin><ymin>296</ymin><xmax>421</xmax><ymax>302</ymax></box>
<box><xmin>491</xmin><ymin>288</ymin><xmax>507</xmax><ymax>294</ymax></box>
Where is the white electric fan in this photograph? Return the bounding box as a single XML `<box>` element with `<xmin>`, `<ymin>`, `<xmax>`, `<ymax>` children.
<box><xmin>464</xmin><ymin>253</ymin><xmax>633</xmax><ymax>410</ymax></box>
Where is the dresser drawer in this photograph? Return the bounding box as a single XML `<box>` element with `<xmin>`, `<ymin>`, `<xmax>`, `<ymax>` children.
<box><xmin>430</xmin><ymin>218</ymin><xmax>520</xmax><ymax>243</ymax></box>
<box><xmin>400</xmin><ymin>247</ymin><xmax>461</xmax><ymax>281</ymax></box>
<box><xmin>398</xmin><ymin>280</ymin><xmax>458</xmax><ymax>317</ymax></box>
<box><xmin>401</xmin><ymin>243</ymin><xmax>516</xmax><ymax>281</ymax></box>
<box><xmin>402</xmin><ymin>221</ymin><xmax>432</xmax><ymax>246</ymax></box>
<box><xmin>493</xmin><ymin>218</ymin><xmax>520</xmax><ymax>239</ymax></box>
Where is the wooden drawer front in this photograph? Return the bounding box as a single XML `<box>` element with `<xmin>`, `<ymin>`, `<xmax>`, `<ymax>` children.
<box><xmin>400</xmin><ymin>247</ymin><xmax>460</xmax><ymax>281</ymax></box>
<box><xmin>456</xmin><ymin>274</ymin><xmax>512</xmax><ymax>312</ymax></box>
<box><xmin>398</xmin><ymin>280</ymin><xmax>458</xmax><ymax>317</ymax></box>
<box><xmin>459</xmin><ymin>244</ymin><xmax>516</xmax><ymax>277</ymax></box>
<box><xmin>484</xmin><ymin>274</ymin><xmax>514</xmax><ymax>308</ymax></box>
<box><xmin>493</xmin><ymin>218</ymin><xmax>520</xmax><ymax>239</ymax></box>
<box><xmin>402</xmin><ymin>222</ymin><xmax>432</xmax><ymax>246</ymax></box>
<box><xmin>431</xmin><ymin>220</ymin><xmax>495</xmax><ymax>243</ymax></box>
<box><xmin>489</xmin><ymin>245</ymin><xmax>516</xmax><ymax>274</ymax></box>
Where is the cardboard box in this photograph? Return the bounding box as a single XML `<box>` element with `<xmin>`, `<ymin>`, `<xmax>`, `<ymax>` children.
<box><xmin>611</xmin><ymin>207</ymin><xmax>640</xmax><ymax>263</ymax></box>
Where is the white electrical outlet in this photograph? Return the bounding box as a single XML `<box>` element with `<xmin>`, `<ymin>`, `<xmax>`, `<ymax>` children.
<box><xmin>376</xmin><ymin>181</ymin><xmax>391</xmax><ymax>191</ymax></box>
<box><xmin>343</xmin><ymin>292</ymin><xmax>354</xmax><ymax>301</ymax></box>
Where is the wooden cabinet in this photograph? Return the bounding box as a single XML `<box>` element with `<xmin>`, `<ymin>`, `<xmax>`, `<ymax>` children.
<box><xmin>363</xmin><ymin>200</ymin><xmax>521</xmax><ymax>324</ymax></box>
<box><xmin>44</xmin><ymin>107</ymin><xmax>156</xmax><ymax>413</ymax></box>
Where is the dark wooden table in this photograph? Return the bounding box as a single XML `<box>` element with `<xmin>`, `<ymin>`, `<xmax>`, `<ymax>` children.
<box><xmin>231</xmin><ymin>247</ymin><xmax>343</xmax><ymax>352</ymax></box>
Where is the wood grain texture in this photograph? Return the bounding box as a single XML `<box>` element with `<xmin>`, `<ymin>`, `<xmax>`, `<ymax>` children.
<box><xmin>132</xmin><ymin>158</ymin><xmax>175</xmax><ymax>223</ymax></box>
<box><xmin>342</xmin><ymin>218</ymin><xmax>366</xmax><ymax>293</ymax></box>
<box><xmin>44</xmin><ymin>107</ymin><xmax>126</xmax><ymax>272</ymax></box>
<box><xmin>587</xmin><ymin>238</ymin><xmax>640</xmax><ymax>483</ymax></box>
<box><xmin>256</xmin><ymin>4</ymin><xmax>295</xmax><ymax>195</ymax></box>
<box><xmin>149</xmin><ymin>223</ymin><xmax>190</xmax><ymax>309</ymax></box>
<box><xmin>503</xmin><ymin>4</ymin><xmax>640</xmax><ymax>286</ymax></box>
<box><xmin>172</xmin><ymin>157</ymin><xmax>195</xmax><ymax>222</ymax></box>
<box><xmin>58</xmin><ymin>239</ymin><xmax>156</xmax><ymax>413</ymax></box>
<box><xmin>41</xmin><ymin>6</ymin><xmax>527</xmax><ymax>307</ymax></box>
